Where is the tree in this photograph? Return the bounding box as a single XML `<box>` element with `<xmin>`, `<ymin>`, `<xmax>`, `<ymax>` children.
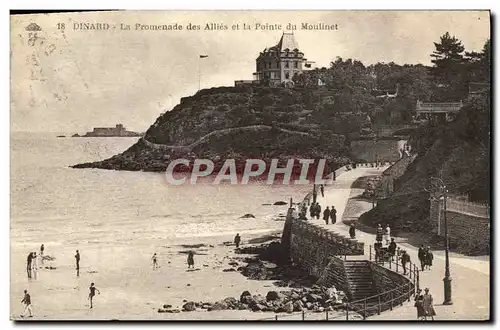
<box><xmin>430</xmin><ymin>32</ymin><xmax>466</xmax><ymax>87</ymax></box>
<box><xmin>465</xmin><ymin>39</ymin><xmax>491</xmax><ymax>83</ymax></box>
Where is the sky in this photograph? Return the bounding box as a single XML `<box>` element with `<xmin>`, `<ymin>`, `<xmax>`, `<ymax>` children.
<box><xmin>10</xmin><ymin>10</ymin><xmax>490</xmax><ymax>133</ymax></box>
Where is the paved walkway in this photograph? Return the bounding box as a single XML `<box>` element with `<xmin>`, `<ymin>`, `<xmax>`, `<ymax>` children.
<box><xmin>311</xmin><ymin>167</ymin><xmax>490</xmax><ymax>321</ymax></box>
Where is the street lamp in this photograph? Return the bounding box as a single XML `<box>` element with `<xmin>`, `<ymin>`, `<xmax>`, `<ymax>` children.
<box><xmin>428</xmin><ymin>177</ymin><xmax>453</xmax><ymax>305</ymax></box>
<box><xmin>312</xmin><ymin>184</ymin><xmax>317</xmax><ymax>205</ymax></box>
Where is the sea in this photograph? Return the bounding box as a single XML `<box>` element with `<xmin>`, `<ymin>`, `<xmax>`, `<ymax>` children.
<box><xmin>10</xmin><ymin>133</ymin><xmax>312</xmax><ymax>250</ymax></box>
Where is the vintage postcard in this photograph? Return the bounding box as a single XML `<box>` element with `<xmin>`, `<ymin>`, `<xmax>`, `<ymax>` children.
<box><xmin>10</xmin><ymin>10</ymin><xmax>490</xmax><ymax>321</ymax></box>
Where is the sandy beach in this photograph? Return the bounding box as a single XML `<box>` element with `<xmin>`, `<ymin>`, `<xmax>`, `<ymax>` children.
<box><xmin>11</xmin><ymin>230</ymin><xmax>323</xmax><ymax>320</ymax></box>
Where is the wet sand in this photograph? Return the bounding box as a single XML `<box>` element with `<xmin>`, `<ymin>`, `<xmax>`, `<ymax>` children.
<box><xmin>10</xmin><ymin>230</ymin><xmax>318</xmax><ymax>320</ymax></box>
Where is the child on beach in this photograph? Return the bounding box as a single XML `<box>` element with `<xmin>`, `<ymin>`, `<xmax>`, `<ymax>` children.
<box><xmin>187</xmin><ymin>251</ymin><xmax>194</xmax><ymax>269</ymax></box>
<box><xmin>88</xmin><ymin>283</ymin><xmax>100</xmax><ymax>309</ymax></box>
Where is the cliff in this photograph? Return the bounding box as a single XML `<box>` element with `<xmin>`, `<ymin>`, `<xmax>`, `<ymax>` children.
<box><xmin>359</xmin><ymin>94</ymin><xmax>490</xmax><ymax>255</ymax></box>
<box><xmin>73</xmin><ymin>86</ymin><xmax>361</xmax><ymax>173</ymax></box>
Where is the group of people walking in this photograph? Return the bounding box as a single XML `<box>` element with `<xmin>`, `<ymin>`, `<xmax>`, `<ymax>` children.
<box><xmin>322</xmin><ymin>205</ymin><xmax>337</xmax><ymax>225</ymax></box>
<box><xmin>414</xmin><ymin>288</ymin><xmax>436</xmax><ymax>320</ymax></box>
<box><xmin>21</xmin><ymin>244</ymin><xmax>102</xmax><ymax>318</ymax></box>
<box><xmin>308</xmin><ymin>202</ymin><xmax>337</xmax><ymax>225</ymax></box>
<box><xmin>418</xmin><ymin>245</ymin><xmax>434</xmax><ymax>271</ymax></box>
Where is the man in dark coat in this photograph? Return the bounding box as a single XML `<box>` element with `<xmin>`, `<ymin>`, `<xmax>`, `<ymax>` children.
<box><xmin>234</xmin><ymin>233</ymin><xmax>241</xmax><ymax>248</ymax></box>
<box><xmin>323</xmin><ymin>207</ymin><xmax>330</xmax><ymax>225</ymax></box>
<box><xmin>388</xmin><ymin>238</ymin><xmax>397</xmax><ymax>260</ymax></box>
<box><xmin>418</xmin><ymin>245</ymin><xmax>426</xmax><ymax>271</ymax></box>
<box><xmin>315</xmin><ymin>203</ymin><xmax>321</xmax><ymax>219</ymax></box>
<box><xmin>330</xmin><ymin>206</ymin><xmax>337</xmax><ymax>224</ymax></box>
<box><xmin>309</xmin><ymin>203</ymin><xmax>315</xmax><ymax>218</ymax></box>
<box><xmin>349</xmin><ymin>224</ymin><xmax>356</xmax><ymax>239</ymax></box>
<box><xmin>401</xmin><ymin>250</ymin><xmax>411</xmax><ymax>275</ymax></box>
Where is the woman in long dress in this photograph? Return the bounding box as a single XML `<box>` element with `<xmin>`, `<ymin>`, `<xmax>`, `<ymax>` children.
<box><xmin>414</xmin><ymin>289</ymin><xmax>425</xmax><ymax>320</ymax></box>
<box><xmin>422</xmin><ymin>288</ymin><xmax>436</xmax><ymax>320</ymax></box>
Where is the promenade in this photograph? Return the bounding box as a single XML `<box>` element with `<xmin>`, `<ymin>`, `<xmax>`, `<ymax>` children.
<box><xmin>311</xmin><ymin>167</ymin><xmax>490</xmax><ymax>321</ymax></box>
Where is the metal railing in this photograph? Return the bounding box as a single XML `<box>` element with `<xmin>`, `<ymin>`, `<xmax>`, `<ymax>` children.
<box><xmin>447</xmin><ymin>198</ymin><xmax>490</xmax><ymax>219</ymax></box>
<box><xmin>416</xmin><ymin>101</ymin><xmax>463</xmax><ymax>112</ymax></box>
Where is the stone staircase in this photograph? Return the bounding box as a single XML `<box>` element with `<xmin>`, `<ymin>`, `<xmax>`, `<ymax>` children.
<box><xmin>344</xmin><ymin>261</ymin><xmax>378</xmax><ymax>302</ymax></box>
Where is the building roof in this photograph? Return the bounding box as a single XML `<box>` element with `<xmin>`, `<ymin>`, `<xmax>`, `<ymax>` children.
<box><xmin>269</xmin><ymin>33</ymin><xmax>300</xmax><ymax>52</ymax></box>
<box><xmin>468</xmin><ymin>82</ymin><xmax>489</xmax><ymax>94</ymax></box>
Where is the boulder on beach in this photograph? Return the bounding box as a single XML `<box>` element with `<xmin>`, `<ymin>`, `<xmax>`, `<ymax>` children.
<box><xmin>284</xmin><ymin>301</ymin><xmax>294</xmax><ymax>313</ymax></box>
<box><xmin>208</xmin><ymin>301</ymin><xmax>228</xmax><ymax>311</ymax></box>
<box><xmin>182</xmin><ymin>301</ymin><xmax>196</xmax><ymax>312</ymax></box>
<box><xmin>240</xmin><ymin>291</ymin><xmax>252</xmax><ymax>303</ymax></box>
<box><xmin>240</xmin><ymin>214</ymin><xmax>255</xmax><ymax>218</ymax></box>
<box><xmin>293</xmin><ymin>300</ymin><xmax>304</xmax><ymax>312</ymax></box>
<box><xmin>273</xmin><ymin>201</ymin><xmax>287</xmax><ymax>205</ymax></box>
<box><xmin>162</xmin><ymin>304</ymin><xmax>172</xmax><ymax>309</ymax></box>
<box><xmin>222</xmin><ymin>268</ymin><xmax>236</xmax><ymax>272</ymax></box>
<box><xmin>266</xmin><ymin>291</ymin><xmax>280</xmax><ymax>302</ymax></box>
<box><xmin>166</xmin><ymin>309</ymin><xmax>181</xmax><ymax>313</ymax></box>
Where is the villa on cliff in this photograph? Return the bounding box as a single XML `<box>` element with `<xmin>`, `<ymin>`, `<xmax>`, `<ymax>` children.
<box><xmin>235</xmin><ymin>32</ymin><xmax>315</xmax><ymax>87</ymax></box>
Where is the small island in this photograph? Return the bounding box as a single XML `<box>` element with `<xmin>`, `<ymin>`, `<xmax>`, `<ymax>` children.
<box><xmin>73</xmin><ymin>124</ymin><xmax>143</xmax><ymax>137</ymax></box>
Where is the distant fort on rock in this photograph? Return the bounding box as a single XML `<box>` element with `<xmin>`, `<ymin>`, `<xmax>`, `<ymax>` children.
<box><xmin>73</xmin><ymin>124</ymin><xmax>143</xmax><ymax>137</ymax></box>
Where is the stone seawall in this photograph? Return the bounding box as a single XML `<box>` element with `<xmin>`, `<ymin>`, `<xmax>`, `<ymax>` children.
<box><xmin>445</xmin><ymin>210</ymin><xmax>490</xmax><ymax>252</ymax></box>
<box><xmin>316</xmin><ymin>257</ymin><xmax>351</xmax><ymax>298</ymax></box>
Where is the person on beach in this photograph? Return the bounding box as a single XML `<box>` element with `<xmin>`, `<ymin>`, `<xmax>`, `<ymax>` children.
<box><xmin>75</xmin><ymin>250</ymin><xmax>80</xmax><ymax>271</ymax></box>
<box><xmin>234</xmin><ymin>233</ymin><xmax>241</xmax><ymax>248</ymax></box>
<box><xmin>40</xmin><ymin>244</ymin><xmax>44</xmax><ymax>265</ymax></box>
<box><xmin>388</xmin><ymin>238</ymin><xmax>397</xmax><ymax>260</ymax></box>
<box><xmin>26</xmin><ymin>252</ymin><xmax>33</xmax><ymax>278</ymax></box>
<box><xmin>323</xmin><ymin>206</ymin><xmax>330</xmax><ymax>225</ymax></box>
<box><xmin>187</xmin><ymin>251</ymin><xmax>195</xmax><ymax>268</ymax></box>
<box><xmin>376</xmin><ymin>224</ymin><xmax>383</xmax><ymax>243</ymax></box>
<box><xmin>88</xmin><ymin>283</ymin><xmax>100</xmax><ymax>309</ymax></box>
<box><xmin>418</xmin><ymin>245</ymin><xmax>427</xmax><ymax>271</ymax></box>
<box><xmin>320</xmin><ymin>184</ymin><xmax>324</xmax><ymax>197</ymax></box>
<box><xmin>152</xmin><ymin>253</ymin><xmax>158</xmax><ymax>270</ymax></box>
<box><xmin>349</xmin><ymin>223</ymin><xmax>356</xmax><ymax>239</ymax></box>
<box><xmin>425</xmin><ymin>246</ymin><xmax>434</xmax><ymax>270</ymax></box>
<box><xmin>384</xmin><ymin>224</ymin><xmax>391</xmax><ymax>245</ymax></box>
<box><xmin>414</xmin><ymin>288</ymin><xmax>425</xmax><ymax>320</ymax></box>
<box><xmin>20</xmin><ymin>289</ymin><xmax>33</xmax><ymax>318</ymax></box>
<box><xmin>422</xmin><ymin>288</ymin><xmax>436</xmax><ymax>320</ymax></box>
<box><xmin>401</xmin><ymin>250</ymin><xmax>411</xmax><ymax>275</ymax></box>
<box><xmin>31</xmin><ymin>252</ymin><xmax>38</xmax><ymax>278</ymax></box>
<box><xmin>330</xmin><ymin>206</ymin><xmax>337</xmax><ymax>224</ymax></box>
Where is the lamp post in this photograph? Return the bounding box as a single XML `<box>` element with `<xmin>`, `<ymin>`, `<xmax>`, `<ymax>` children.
<box><xmin>312</xmin><ymin>183</ymin><xmax>317</xmax><ymax>205</ymax></box>
<box><xmin>429</xmin><ymin>177</ymin><xmax>453</xmax><ymax>305</ymax></box>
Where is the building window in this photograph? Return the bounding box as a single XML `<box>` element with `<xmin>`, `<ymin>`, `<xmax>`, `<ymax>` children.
<box><xmin>285</xmin><ymin>61</ymin><xmax>289</xmax><ymax>68</ymax></box>
<box><xmin>276</xmin><ymin>61</ymin><xmax>279</xmax><ymax>68</ymax></box>
<box><xmin>294</xmin><ymin>61</ymin><xmax>298</xmax><ymax>68</ymax></box>
<box><xmin>285</xmin><ymin>72</ymin><xmax>289</xmax><ymax>80</ymax></box>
